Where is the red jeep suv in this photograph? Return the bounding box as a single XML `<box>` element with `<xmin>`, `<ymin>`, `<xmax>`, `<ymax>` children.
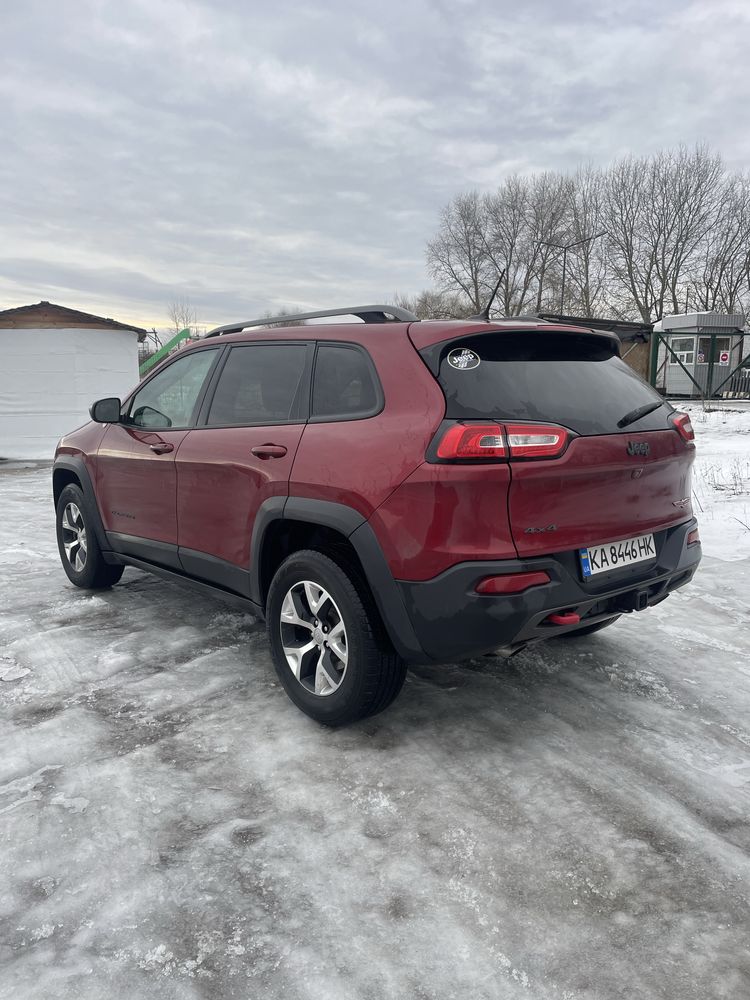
<box><xmin>53</xmin><ymin>305</ymin><xmax>700</xmax><ymax>724</ymax></box>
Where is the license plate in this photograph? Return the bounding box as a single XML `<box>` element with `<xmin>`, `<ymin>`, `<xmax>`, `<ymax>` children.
<box><xmin>579</xmin><ymin>533</ymin><xmax>656</xmax><ymax>577</ymax></box>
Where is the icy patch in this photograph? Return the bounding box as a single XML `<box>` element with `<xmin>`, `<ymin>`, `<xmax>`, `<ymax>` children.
<box><xmin>31</xmin><ymin>876</ymin><xmax>58</xmax><ymax>898</ymax></box>
<box><xmin>1</xmin><ymin>419</ymin><xmax>750</xmax><ymax>999</ymax></box>
<box><xmin>28</xmin><ymin>923</ymin><xmax>57</xmax><ymax>941</ymax></box>
<box><xmin>0</xmin><ymin>765</ymin><xmax>61</xmax><ymax>815</ymax></box>
<box><xmin>50</xmin><ymin>792</ymin><xmax>89</xmax><ymax>813</ymax></box>
<box><xmin>0</xmin><ymin>656</ymin><xmax>30</xmax><ymax>682</ymax></box>
<box><xmin>719</xmin><ymin>723</ymin><xmax>750</xmax><ymax>748</ymax></box>
<box><xmin>592</xmin><ymin>661</ymin><xmax>682</xmax><ymax>707</ymax></box>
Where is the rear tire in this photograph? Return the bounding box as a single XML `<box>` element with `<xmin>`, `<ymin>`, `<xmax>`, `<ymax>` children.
<box><xmin>557</xmin><ymin>615</ymin><xmax>621</xmax><ymax>639</ymax></box>
<box><xmin>266</xmin><ymin>549</ymin><xmax>406</xmax><ymax>725</ymax></box>
<box><xmin>56</xmin><ymin>484</ymin><xmax>124</xmax><ymax>589</ymax></box>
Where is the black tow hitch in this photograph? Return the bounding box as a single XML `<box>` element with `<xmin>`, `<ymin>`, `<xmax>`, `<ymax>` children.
<box><xmin>615</xmin><ymin>589</ymin><xmax>651</xmax><ymax>613</ymax></box>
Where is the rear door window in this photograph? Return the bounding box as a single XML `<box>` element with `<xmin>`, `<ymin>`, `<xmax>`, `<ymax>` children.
<box><xmin>311</xmin><ymin>344</ymin><xmax>381</xmax><ymax>420</ymax></box>
<box><xmin>421</xmin><ymin>331</ymin><xmax>670</xmax><ymax>436</ymax></box>
<box><xmin>206</xmin><ymin>344</ymin><xmax>309</xmax><ymax>426</ymax></box>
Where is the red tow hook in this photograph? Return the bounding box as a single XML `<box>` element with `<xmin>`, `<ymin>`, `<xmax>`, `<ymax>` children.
<box><xmin>546</xmin><ymin>611</ymin><xmax>581</xmax><ymax>626</ymax></box>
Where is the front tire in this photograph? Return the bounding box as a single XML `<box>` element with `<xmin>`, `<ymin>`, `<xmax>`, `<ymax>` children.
<box><xmin>56</xmin><ymin>484</ymin><xmax>124</xmax><ymax>589</ymax></box>
<box><xmin>266</xmin><ymin>549</ymin><xmax>406</xmax><ymax>725</ymax></box>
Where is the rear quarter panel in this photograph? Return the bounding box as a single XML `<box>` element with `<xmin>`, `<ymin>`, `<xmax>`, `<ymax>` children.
<box><xmin>368</xmin><ymin>462</ymin><xmax>517</xmax><ymax>580</ymax></box>
<box><xmin>289</xmin><ymin>329</ymin><xmax>445</xmax><ymax>518</ymax></box>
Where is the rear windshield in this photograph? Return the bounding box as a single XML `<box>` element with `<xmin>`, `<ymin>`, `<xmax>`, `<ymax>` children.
<box><xmin>421</xmin><ymin>332</ymin><xmax>671</xmax><ymax>436</ymax></box>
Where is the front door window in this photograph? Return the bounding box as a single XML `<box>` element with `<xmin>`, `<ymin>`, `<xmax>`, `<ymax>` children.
<box><xmin>127</xmin><ymin>349</ymin><xmax>218</xmax><ymax>428</ymax></box>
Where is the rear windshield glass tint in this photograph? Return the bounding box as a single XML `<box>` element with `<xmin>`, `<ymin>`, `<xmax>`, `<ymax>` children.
<box><xmin>422</xmin><ymin>332</ymin><xmax>669</xmax><ymax>436</ymax></box>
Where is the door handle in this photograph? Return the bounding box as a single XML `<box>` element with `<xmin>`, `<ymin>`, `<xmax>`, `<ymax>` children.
<box><xmin>251</xmin><ymin>444</ymin><xmax>288</xmax><ymax>459</ymax></box>
<box><xmin>149</xmin><ymin>442</ymin><xmax>174</xmax><ymax>455</ymax></box>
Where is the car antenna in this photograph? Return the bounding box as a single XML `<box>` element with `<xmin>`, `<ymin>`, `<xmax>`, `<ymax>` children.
<box><xmin>467</xmin><ymin>270</ymin><xmax>505</xmax><ymax>321</ymax></box>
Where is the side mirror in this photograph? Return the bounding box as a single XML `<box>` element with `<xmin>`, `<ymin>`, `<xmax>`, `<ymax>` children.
<box><xmin>131</xmin><ymin>405</ymin><xmax>172</xmax><ymax>428</ymax></box>
<box><xmin>90</xmin><ymin>397</ymin><xmax>122</xmax><ymax>423</ymax></box>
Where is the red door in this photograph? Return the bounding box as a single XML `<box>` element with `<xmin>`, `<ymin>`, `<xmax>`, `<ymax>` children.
<box><xmin>176</xmin><ymin>425</ymin><xmax>303</xmax><ymax>574</ymax></box>
<box><xmin>175</xmin><ymin>342</ymin><xmax>310</xmax><ymax>592</ymax></box>
<box><xmin>94</xmin><ymin>346</ymin><xmax>221</xmax><ymax>557</ymax></box>
<box><xmin>96</xmin><ymin>424</ymin><xmax>188</xmax><ymax>546</ymax></box>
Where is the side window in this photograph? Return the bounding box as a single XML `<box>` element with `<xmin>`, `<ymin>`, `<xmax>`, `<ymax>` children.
<box><xmin>206</xmin><ymin>344</ymin><xmax>308</xmax><ymax>426</ymax></box>
<box><xmin>128</xmin><ymin>349</ymin><xmax>218</xmax><ymax>429</ymax></box>
<box><xmin>312</xmin><ymin>344</ymin><xmax>380</xmax><ymax>420</ymax></box>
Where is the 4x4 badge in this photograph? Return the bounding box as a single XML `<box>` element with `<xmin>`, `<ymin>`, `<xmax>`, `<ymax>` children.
<box><xmin>447</xmin><ymin>348</ymin><xmax>480</xmax><ymax>370</ymax></box>
<box><xmin>627</xmin><ymin>441</ymin><xmax>650</xmax><ymax>456</ymax></box>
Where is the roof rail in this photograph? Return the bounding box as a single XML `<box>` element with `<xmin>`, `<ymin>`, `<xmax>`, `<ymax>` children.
<box><xmin>205</xmin><ymin>304</ymin><xmax>419</xmax><ymax>338</ymax></box>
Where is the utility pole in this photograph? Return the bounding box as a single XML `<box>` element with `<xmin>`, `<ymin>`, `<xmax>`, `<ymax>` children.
<box><xmin>539</xmin><ymin>231</ymin><xmax>607</xmax><ymax>313</ymax></box>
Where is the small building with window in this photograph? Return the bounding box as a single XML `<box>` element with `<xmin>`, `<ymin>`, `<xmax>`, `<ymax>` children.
<box><xmin>652</xmin><ymin>312</ymin><xmax>747</xmax><ymax>397</ymax></box>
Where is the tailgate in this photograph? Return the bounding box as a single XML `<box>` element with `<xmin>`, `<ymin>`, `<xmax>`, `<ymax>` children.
<box><xmin>508</xmin><ymin>429</ymin><xmax>695</xmax><ymax>556</ymax></box>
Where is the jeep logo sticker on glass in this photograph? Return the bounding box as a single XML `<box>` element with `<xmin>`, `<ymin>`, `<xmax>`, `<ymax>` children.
<box><xmin>447</xmin><ymin>348</ymin><xmax>480</xmax><ymax>371</ymax></box>
<box><xmin>626</xmin><ymin>441</ymin><xmax>650</xmax><ymax>457</ymax></box>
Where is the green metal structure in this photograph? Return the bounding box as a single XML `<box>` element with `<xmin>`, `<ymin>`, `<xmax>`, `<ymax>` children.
<box><xmin>139</xmin><ymin>328</ymin><xmax>191</xmax><ymax>377</ymax></box>
<box><xmin>649</xmin><ymin>330</ymin><xmax>750</xmax><ymax>400</ymax></box>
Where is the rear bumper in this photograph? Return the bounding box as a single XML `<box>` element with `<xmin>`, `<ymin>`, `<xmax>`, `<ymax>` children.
<box><xmin>396</xmin><ymin>519</ymin><xmax>701</xmax><ymax>662</ymax></box>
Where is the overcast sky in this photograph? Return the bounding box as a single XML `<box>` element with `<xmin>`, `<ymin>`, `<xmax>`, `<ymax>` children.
<box><xmin>2</xmin><ymin>0</ymin><xmax>749</xmax><ymax>330</ymax></box>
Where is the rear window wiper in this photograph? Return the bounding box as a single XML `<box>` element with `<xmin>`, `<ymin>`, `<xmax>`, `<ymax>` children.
<box><xmin>617</xmin><ymin>401</ymin><xmax>663</xmax><ymax>429</ymax></box>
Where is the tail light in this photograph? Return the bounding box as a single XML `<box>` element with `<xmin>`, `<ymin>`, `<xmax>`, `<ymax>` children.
<box><xmin>436</xmin><ymin>423</ymin><xmax>506</xmax><ymax>460</ymax></box>
<box><xmin>671</xmin><ymin>412</ymin><xmax>695</xmax><ymax>442</ymax></box>
<box><xmin>505</xmin><ymin>423</ymin><xmax>569</xmax><ymax>459</ymax></box>
<box><xmin>434</xmin><ymin>422</ymin><xmax>569</xmax><ymax>462</ymax></box>
<box><xmin>687</xmin><ymin>527</ymin><xmax>700</xmax><ymax>546</ymax></box>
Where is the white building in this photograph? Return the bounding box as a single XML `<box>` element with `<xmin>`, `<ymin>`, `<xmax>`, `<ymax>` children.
<box><xmin>0</xmin><ymin>301</ymin><xmax>146</xmax><ymax>460</ymax></box>
<box><xmin>652</xmin><ymin>312</ymin><xmax>747</xmax><ymax>397</ymax></box>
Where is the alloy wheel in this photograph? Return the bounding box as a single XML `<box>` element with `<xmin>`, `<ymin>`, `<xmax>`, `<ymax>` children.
<box><xmin>61</xmin><ymin>502</ymin><xmax>87</xmax><ymax>572</ymax></box>
<box><xmin>279</xmin><ymin>580</ymin><xmax>348</xmax><ymax>696</ymax></box>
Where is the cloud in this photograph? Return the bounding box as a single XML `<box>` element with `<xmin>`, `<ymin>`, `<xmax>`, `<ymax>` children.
<box><xmin>1</xmin><ymin>0</ymin><xmax>749</xmax><ymax>328</ymax></box>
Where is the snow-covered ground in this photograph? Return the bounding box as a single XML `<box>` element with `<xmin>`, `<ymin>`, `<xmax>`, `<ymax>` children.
<box><xmin>1</xmin><ymin>411</ymin><xmax>749</xmax><ymax>1000</ymax></box>
<box><xmin>685</xmin><ymin>403</ymin><xmax>750</xmax><ymax>561</ymax></box>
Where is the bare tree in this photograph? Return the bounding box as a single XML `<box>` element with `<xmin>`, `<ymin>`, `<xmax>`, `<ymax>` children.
<box><xmin>427</xmin><ymin>143</ymin><xmax>749</xmax><ymax>324</ymax></box>
<box><xmin>691</xmin><ymin>172</ymin><xmax>750</xmax><ymax>314</ymax></box>
<box><xmin>258</xmin><ymin>306</ymin><xmax>309</xmax><ymax>328</ymax></box>
<box><xmin>484</xmin><ymin>175</ymin><xmax>537</xmax><ymax>315</ymax></box>
<box><xmin>167</xmin><ymin>296</ymin><xmax>201</xmax><ymax>339</ymax></box>
<box><xmin>526</xmin><ymin>171</ymin><xmax>575</xmax><ymax>313</ymax></box>
<box><xmin>603</xmin><ymin>154</ymin><xmax>657</xmax><ymax>321</ymax></box>
<box><xmin>604</xmin><ymin>145</ymin><xmax>724</xmax><ymax>321</ymax></box>
<box><xmin>426</xmin><ymin>191</ymin><xmax>493</xmax><ymax>313</ymax></box>
<box><xmin>564</xmin><ymin>166</ymin><xmax>609</xmax><ymax>316</ymax></box>
<box><xmin>393</xmin><ymin>289</ymin><xmax>473</xmax><ymax>319</ymax></box>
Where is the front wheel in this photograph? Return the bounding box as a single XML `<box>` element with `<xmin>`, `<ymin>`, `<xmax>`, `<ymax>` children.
<box><xmin>56</xmin><ymin>484</ymin><xmax>124</xmax><ymax>589</ymax></box>
<box><xmin>266</xmin><ymin>550</ymin><xmax>406</xmax><ymax>725</ymax></box>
